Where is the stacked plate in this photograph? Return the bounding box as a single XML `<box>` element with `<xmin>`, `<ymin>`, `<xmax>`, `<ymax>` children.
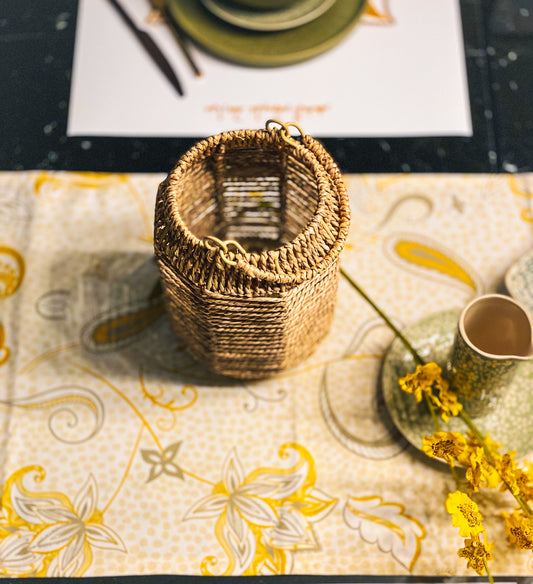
<box><xmin>167</xmin><ymin>0</ymin><xmax>367</xmax><ymax>67</ymax></box>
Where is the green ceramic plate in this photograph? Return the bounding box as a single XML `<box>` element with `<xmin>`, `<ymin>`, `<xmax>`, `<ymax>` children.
<box><xmin>200</xmin><ymin>0</ymin><xmax>337</xmax><ymax>32</ymax></box>
<box><xmin>381</xmin><ymin>309</ymin><xmax>533</xmax><ymax>458</ymax></box>
<box><xmin>505</xmin><ymin>248</ymin><xmax>533</xmax><ymax>316</ymax></box>
<box><xmin>167</xmin><ymin>0</ymin><xmax>367</xmax><ymax>67</ymax></box>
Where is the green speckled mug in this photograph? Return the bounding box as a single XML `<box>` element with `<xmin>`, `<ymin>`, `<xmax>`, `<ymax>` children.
<box><xmin>449</xmin><ymin>294</ymin><xmax>533</xmax><ymax>417</ymax></box>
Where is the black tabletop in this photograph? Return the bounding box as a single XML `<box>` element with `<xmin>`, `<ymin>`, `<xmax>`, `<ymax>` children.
<box><xmin>0</xmin><ymin>0</ymin><xmax>532</xmax><ymax>175</ymax></box>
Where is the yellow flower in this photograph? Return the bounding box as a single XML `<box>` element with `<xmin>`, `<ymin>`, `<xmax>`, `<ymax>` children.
<box><xmin>422</xmin><ymin>432</ymin><xmax>467</xmax><ymax>466</ymax></box>
<box><xmin>481</xmin><ymin>433</ymin><xmax>503</xmax><ymax>458</ymax></box>
<box><xmin>446</xmin><ymin>491</ymin><xmax>485</xmax><ymax>538</ymax></box>
<box><xmin>496</xmin><ymin>452</ymin><xmax>520</xmax><ymax>496</ymax></box>
<box><xmin>399</xmin><ymin>362</ymin><xmax>443</xmax><ymax>402</ymax></box>
<box><xmin>399</xmin><ymin>362</ymin><xmax>462</xmax><ymax>422</ymax></box>
<box><xmin>515</xmin><ymin>463</ymin><xmax>533</xmax><ymax>502</ymax></box>
<box><xmin>457</xmin><ymin>535</ymin><xmax>493</xmax><ymax>576</ymax></box>
<box><xmin>503</xmin><ymin>511</ymin><xmax>533</xmax><ymax>550</ymax></box>
<box><xmin>433</xmin><ymin>377</ymin><xmax>462</xmax><ymax>422</ymax></box>
<box><xmin>466</xmin><ymin>446</ymin><xmax>500</xmax><ymax>492</ymax></box>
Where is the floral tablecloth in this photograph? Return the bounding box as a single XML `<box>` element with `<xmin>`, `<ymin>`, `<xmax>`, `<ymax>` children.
<box><xmin>0</xmin><ymin>171</ymin><xmax>532</xmax><ymax>578</ymax></box>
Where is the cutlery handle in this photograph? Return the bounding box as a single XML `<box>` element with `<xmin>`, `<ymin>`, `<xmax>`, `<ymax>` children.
<box><xmin>107</xmin><ymin>0</ymin><xmax>137</xmax><ymax>31</ymax></box>
<box><xmin>106</xmin><ymin>0</ymin><xmax>184</xmax><ymax>96</ymax></box>
<box><xmin>138</xmin><ymin>29</ymin><xmax>184</xmax><ymax>95</ymax></box>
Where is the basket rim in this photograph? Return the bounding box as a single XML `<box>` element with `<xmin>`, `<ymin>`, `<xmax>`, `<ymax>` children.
<box><xmin>155</xmin><ymin>127</ymin><xmax>350</xmax><ymax>286</ymax></box>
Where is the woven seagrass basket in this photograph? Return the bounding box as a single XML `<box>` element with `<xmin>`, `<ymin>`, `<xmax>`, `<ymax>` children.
<box><xmin>154</xmin><ymin>121</ymin><xmax>350</xmax><ymax>379</ymax></box>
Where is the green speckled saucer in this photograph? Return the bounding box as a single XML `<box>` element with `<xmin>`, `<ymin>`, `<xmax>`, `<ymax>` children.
<box><xmin>381</xmin><ymin>309</ymin><xmax>533</xmax><ymax>459</ymax></box>
<box><xmin>167</xmin><ymin>0</ymin><xmax>366</xmax><ymax>67</ymax></box>
<box><xmin>505</xmin><ymin>248</ymin><xmax>533</xmax><ymax>316</ymax></box>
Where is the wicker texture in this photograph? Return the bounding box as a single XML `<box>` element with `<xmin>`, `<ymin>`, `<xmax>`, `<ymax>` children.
<box><xmin>154</xmin><ymin>124</ymin><xmax>350</xmax><ymax>378</ymax></box>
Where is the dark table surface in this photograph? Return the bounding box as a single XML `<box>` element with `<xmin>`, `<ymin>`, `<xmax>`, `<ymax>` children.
<box><xmin>0</xmin><ymin>0</ymin><xmax>532</xmax><ymax>174</ymax></box>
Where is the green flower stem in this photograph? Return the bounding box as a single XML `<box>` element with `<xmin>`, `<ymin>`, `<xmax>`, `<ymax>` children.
<box><xmin>515</xmin><ymin>492</ymin><xmax>533</xmax><ymax>523</ymax></box>
<box><xmin>341</xmin><ymin>267</ymin><xmax>442</xmax><ymax>433</ymax></box>
<box><xmin>340</xmin><ymin>268</ymin><xmax>424</xmax><ymax>366</ymax></box>
<box><xmin>483</xmin><ymin>557</ymin><xmax>494</xmax><ymax>584</ymax></box>
<box><xmin>424</xmin><ymin>392</ymin><xmax>441</xmax><ymax>432</ymax></box>
<box><xmin>448</xmin><ymin>462</ymin><xmax>462</xmax><ymax>490</ymax></box>
<box><xmin>458</xmin><ymin>410</ymin><xmax>488</xmax><ymax>454</ymax></box>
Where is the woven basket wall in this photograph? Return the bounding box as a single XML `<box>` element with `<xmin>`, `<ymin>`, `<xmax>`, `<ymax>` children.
<box><xmin>154</xmin><ymin>123</ymin><xmax>350</xmax><ymax>379</ymax></box>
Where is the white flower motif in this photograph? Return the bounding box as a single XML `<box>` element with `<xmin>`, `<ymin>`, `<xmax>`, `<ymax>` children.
<box><xmin>185</xmin><ymin>448</ymin><xmax>280</xmax><ymax>571</ymax></box>
<box><xmin>0</xmin><ymin>530</ymin><xmax>42</xmax><ymax>576</ymax></box>
<box><xmin>10</xmin><ymin>474</ymin><xmax>126</xmax><ymax>576</ymax></box>
<box><xmin>184</xmin><ymin>446</ymin><xmax>336</xmax><ymax>574</ymax></box>
<box><xmin>343</xmin><ymin>494</ymin><xmax>425</xmax><ymax>572</ymax></box>
<box><xmin>263</xmin><ymin>504</ymin><xmax>317</xmax><ymax>550</ymax></box>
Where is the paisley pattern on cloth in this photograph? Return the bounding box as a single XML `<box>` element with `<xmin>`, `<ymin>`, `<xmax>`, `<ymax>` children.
<box><xmin>383</xmin><ymin>233</ymin><xmax>483</xmax><ymax>293</ymax></box>
<box><xmin>0</xmin><ymin>171</ymin><xmax>532</xmax><ymax>576</ymax></box>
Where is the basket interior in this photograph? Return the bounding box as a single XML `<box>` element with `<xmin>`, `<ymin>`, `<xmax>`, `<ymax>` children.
<box><xmin>177</xmin><ymin>146</ymin><xmax>320</xmax><ymax>253</ymax></box>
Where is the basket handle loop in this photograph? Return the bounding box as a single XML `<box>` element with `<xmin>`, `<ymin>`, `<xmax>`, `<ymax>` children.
<box><xmin>265</xmin><ymin>119</ymin><xmax>306</xmax><ymax>149</ymax></box>
<box><xmin>204</xmin><ymin>236</ymin><xmax>246</xmax><ymax>267</ymax></box>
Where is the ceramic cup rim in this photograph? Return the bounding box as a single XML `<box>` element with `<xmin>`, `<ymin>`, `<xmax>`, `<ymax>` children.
<box><xmin>458</xmin><ymin>293</ymin><xmax>533</xmax><ymax>360</ymax></box>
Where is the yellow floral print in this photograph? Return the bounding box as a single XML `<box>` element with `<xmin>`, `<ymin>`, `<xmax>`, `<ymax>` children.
<box><xmin>0</xmin><ymin>467</ymin><xmax>126</xmax><ymax>577</ymax></box>
<box><xmin>183</xmin><ymin>443</ymin><xmax>336</xmax><ymax>576</ymax></box>
<box><xmin>0</xmin><ymin>245</ymin><xmax>25</xmax><ymax>298</ymax></box>
<box><xmin>343</xmin><ymin>495</ymin><xmax>425</xmax><ymax>572</ymax></box>
<box><xmin>33</xmin><ymin>172</ymin><xmax>153</xmax><ymax>242</ymax></box>
<box><xmin>0</xmin><ymin>322</ymin><xmax>10</xmax><ymax>366</ymax></box>
<box><xmin>392</xmin><ymin>239</ymin><xmax>478</xmax><ymax>291</ymax></box>
<box><xmin>363</xmin><ymin>1</ymin><xmax>394</xmax><ymax>24</ymax></box>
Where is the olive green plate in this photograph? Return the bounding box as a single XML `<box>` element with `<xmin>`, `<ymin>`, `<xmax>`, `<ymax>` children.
<box><xmin>505</xmin><ymin>248</ymin><xmax>533</xmax><ymax>316</ymax></box>
<box><xmin>200</xmin><ymin>0</ymin><xmax>336</xmax><ymax>32</ymax></box>
<box><xmin>167</xmin><ymin>0</ymin><xmax>367</xmax><ymax>67</ymax></box>
<box><xmin>381</xmin><ymin>309</ymin><xmax>533</xmax><ymax>458</ymax></box>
